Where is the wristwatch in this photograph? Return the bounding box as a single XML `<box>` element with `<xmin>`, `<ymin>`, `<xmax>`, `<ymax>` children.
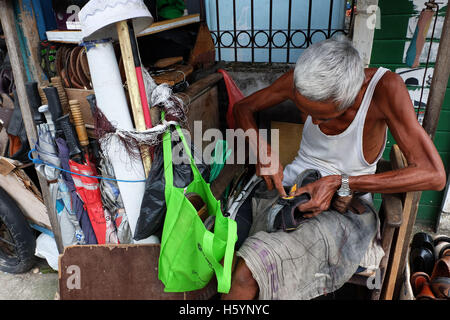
<box><xmin>337</xmin><ymin>174</ymin><xmax>351</xmax><ymax>197</ymax></box>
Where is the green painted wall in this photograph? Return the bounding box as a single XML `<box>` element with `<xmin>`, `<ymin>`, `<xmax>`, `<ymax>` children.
<box><xmin>370</xmin><ymin>0</ymin><xmax>449</xmax><ymax>226</ymax></box>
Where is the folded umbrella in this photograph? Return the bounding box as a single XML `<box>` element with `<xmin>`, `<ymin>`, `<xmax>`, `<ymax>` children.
<box><xmin>56</xmin><ymin>138</ymin><xmax>97</xmax><ymax>244</ymax></box>
<box><xmin>69</xmin><ymin>158</ymin><xmax>119</xmax><ymax>244</ymax></box>
<box><xmin>98</xmin><ymin>151</ymin><xmax>132</xmax><ymax>244</ymax></box>
<box><xmin>35</xmin><ymin>124</ymin><xmax>85</xmax><ymax>247</ymax></box>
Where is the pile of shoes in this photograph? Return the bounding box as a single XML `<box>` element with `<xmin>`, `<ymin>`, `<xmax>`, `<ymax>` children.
<box><xmin>410</xmin><ymin>232</ymin><xmax>450</xmax><ymax>299</ymax></box>
<box><xmin>54</xmin><ymin>45</ymin><xmax>92</xmax><ymax>90</ymax></box>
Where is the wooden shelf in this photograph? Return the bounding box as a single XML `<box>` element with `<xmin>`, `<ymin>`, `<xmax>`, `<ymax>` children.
<box><xmin>46</xmin><ymin>13</ymin><xmax>201</xmax><ymax>44</ymax></box>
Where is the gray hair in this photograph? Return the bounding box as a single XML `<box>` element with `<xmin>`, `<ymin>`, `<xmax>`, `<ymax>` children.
<box><xmin>293</xmin><ymin>36</ymin><xmax>365</xmax><ymax>111</ymax></box>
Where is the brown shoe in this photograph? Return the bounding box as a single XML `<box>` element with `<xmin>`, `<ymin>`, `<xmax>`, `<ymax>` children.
<box><xmin>430</xmin><ymin>255</ymin><xmax>450</xmax><ymax>299</ymax></box>
<box><xmin>443</xmin><ymin>248</ymin><xmax>450</xmax><ymax>258</ymax></box>
<box><xmin>411</xmin><ymin>272</ymin><xmax>436</xmax><ymax>300</ymax></box>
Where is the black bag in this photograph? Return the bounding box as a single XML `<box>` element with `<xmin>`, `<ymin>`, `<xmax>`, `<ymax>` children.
<box><xmin>134</xmin><ymin>132</ymin><xmax>211</xmax><ymax>241</ymax></box>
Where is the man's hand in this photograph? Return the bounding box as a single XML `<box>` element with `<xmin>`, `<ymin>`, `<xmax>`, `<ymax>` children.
<box><xmin>256</xmin><ymin>161</ymin><xmax>287</xmax><ymax>197</ymax></box>
<box><xmin>290</xmin><ymin>175</ymin><xmax>341</xmax><ymax>218</ymax></box>
<box><xmin>331</xmin><ymin>194</ymin><xmax>353</xmax><ymax>214</ymax></box>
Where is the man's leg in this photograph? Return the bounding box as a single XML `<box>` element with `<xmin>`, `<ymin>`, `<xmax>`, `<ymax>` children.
<box><xmin>222</xmin><ymin>258</ymin><xmax>259</xmax><ymax>300</ymax></box>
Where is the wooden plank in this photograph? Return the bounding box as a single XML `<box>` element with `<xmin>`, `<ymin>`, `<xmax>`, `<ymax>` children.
<box><xmin>188</xmin><ymin>23</ymin><xmax>216</xmax><ymax>69</ymax></box>
<box><xmin>16</xmin><ymin>0</ymin><xmax>47</xmax><ymax>84</ymax></box>
<box><xmin>381</xmin><ymin>193</ymin><xmax>404</xmax><ymax>227</ymax></box>
<box><xmin>185</xmin><ymin>86</ymin><xmax>220</xmax><ymax>149</ymax></box>
<box><xmin>0</xmin><ymin>170</ymin><xmax>51</xmax><ymax>229</ymax></box>
<box><xmin>177</xmin><ymin>72</ymin><xmax>223</xmax><ymax>106</ymax></box>
<box><xmin>139</xmin><ymin>14</ymin><xmax>200</xmax><ymax>37</ymax></box>
<box><xmin>154</xmin><ymin>56</ymin><xmax>183</xmax><ymax>69</ymax></box>
<box><xmin>0</xmin><ymin>0</ymin><xmax>64</xmax><ymax>253</ymax></box>
<box><xmin>58</xmin><ymin>244</ymin><xmax>217</xmax><ymax>300</ymax></box>
<box><xmin>0</xmin><ymin>157</ymin><xmax>18</xmax><ymax>175</ymax></box>
<box><xmin>46</xmin><ymin>14</ymin><xmax>201</xmax><ymax>44</ymax></box>
<box><xmin>153</xmin><ymin>64</ymin><xmax>194</xmax><ymax>86</ymax></box>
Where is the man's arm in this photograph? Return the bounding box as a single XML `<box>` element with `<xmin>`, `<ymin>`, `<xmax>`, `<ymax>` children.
<box><xmin>233</xmin><ymin>70</ymin><xmax>297</xmax><ymax>196</ymax></box>
<box><xmin>349</xmin><ymin>72</ymin><xmax>446</xmax><ymax>193</ymax></box>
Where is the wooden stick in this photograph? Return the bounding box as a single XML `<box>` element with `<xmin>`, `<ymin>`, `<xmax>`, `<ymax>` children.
<box><xmin>382</xmin><ymin>145</ymin><xmax>420</xmax><ymax>300</ymax></box>
<box><xmin>116</xmin><ymin>20</ymin><xmax>151</xmax><ymax>177</ymax></box>
<box><xmin>127</xmin><ymin>20</ymin><xmax>153</xmax><ymax>129</ymax></box>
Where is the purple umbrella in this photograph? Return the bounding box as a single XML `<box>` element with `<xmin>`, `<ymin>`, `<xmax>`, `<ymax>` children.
<box><xmin>56</xmin><ymin>138</ymin><xmax>97</xmax><ymax>244</ymax></box>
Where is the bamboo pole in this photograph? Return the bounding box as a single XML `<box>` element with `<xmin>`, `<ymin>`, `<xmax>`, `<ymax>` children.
<box><xmin>0</xmin><ymin>0</ymin><xmax>64</xmax><ymax>253</ymax></box>
<box><xmin>422</xmin><ymin>5</ymin><xmax>450</xmax><ymax>139</ymax></box>
<box><xmin>421</xmin><ymin>4</ymin><xmax>450</xmax><ymax>234</ymax></box>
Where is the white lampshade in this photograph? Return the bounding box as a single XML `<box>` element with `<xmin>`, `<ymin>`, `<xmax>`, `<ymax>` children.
<box><xmin>79</xmin><ymin>0</ymin><xmax>153</xmax><ymax>41</ymax></box>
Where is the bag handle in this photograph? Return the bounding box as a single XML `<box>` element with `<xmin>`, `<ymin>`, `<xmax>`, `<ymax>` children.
<box><xmin>202</xmin><ymin>218</ymin><xmax>237</xmax><ymax>293</ymax></box>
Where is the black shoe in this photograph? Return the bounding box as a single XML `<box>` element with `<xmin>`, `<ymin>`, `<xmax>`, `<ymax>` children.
<box><xmin>270</xmin><ymin>169</ymin><xmax>322</xmax><ymax>232</ymax></box>
<box><xmin>410</xmin><ymin>232</ymin><xmax>436</xmax><ymax>276</ymax></box>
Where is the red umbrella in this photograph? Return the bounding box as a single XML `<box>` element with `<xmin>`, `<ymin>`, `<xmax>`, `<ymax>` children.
<box><xmin>69</xmin><ymin>158</ymin><xmax>118</xmax><ymax>244</ymax></box>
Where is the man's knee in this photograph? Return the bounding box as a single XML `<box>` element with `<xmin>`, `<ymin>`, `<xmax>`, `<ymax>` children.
<box><xmin>233</xmin><ymin>259</ymin><xmax>258</xmax><ymax>289</ymax></box>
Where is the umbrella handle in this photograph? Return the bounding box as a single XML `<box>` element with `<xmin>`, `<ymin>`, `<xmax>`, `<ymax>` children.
<box><xmin>25</xmin><ymin>82</ymin><xmax>46</xmax><ymax>125</ymax></box>
<box><xmin>43</xmin><ymin>86</ymin><xmax>64</xmax><ymax>133</ymax></box>
<box><xmin>69</xmin><ymin>100</ymin><xmax>89</xmax><ymax>149</ymax></box>
<box><xmin>56</xmin><ymin>114</ymin><xmax>83</xmax><ymax>162</ymax></box>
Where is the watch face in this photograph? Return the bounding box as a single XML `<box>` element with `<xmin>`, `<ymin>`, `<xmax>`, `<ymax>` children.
<box><xmin>337</xmin><ymin>189</ymin><xmax>351</xmax><ymax>197</ymax></box>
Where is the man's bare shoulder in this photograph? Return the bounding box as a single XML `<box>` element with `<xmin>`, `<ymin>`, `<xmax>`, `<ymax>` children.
<box><xmin>265</xmin><ymin>69</ymin><xmax>295</xmax><ymax>99</ymax></box>
<box><xmin>372</xmin><ymin>69</ymin><xmax>424</xmax><ymax>133</ymax></box>
<box><xmin>374</xmin><ymin>70</ymin><xmax>411</xmax><ymax>114</ymax></box>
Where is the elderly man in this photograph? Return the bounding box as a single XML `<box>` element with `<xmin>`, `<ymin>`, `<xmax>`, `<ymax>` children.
<box><xmin>223</xmin><ymin>36</ymin><xmax>446</xmax><ymax>300</ymax></box>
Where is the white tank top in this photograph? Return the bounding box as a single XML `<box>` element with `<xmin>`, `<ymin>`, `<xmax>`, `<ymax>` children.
<box><xmin>283</xmin><ymin>67</ymin><xmax>389</xmax><ymax>186</ymax></box>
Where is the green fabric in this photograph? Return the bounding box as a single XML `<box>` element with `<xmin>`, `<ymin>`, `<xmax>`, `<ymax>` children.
<box><xmin>210</xmin><ymin>140</ymin><xmax>232</xmax><ymax>183</ymax></box>
<box><xmin>158</xmin><ymin>125</ymin><xmax>237</xmax><ymax>293</ymax></box>
<box><xmin>157</xmin><ymin>0</ymin><xmax>186</xmax><ymax>19</ymax></box>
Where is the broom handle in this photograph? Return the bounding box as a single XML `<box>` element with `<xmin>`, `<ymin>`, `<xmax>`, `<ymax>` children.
<box><xmin>127</xmin><ymin>20</ymin><xmax>153</xmax><ymax>129</ymax></box>
<box><xmin>116</xmin><ymin>20</ymin><xmax>152</xmax><ymax>177</ymax></box>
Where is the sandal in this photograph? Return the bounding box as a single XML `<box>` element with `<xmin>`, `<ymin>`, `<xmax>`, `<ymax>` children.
<box><xmin>411</xmin><ymin>271</ymin><xmax>435</xmax><ymax>299</ymax></box>
<box><xmin>434</xmin><ymin>235</ymin><xmax>450</xmax><ymax>260</ymax></box>
<box><xmin>430</xmin><ymin>254</ymin><xmax>450</xmax><ymax>299</ymax></box>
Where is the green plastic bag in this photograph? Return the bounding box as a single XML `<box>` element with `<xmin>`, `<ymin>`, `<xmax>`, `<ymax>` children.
<box><xmin>157</xmin><ymin>0</ymin><xmax>186</xmax><ymax>20</ymax></box>
<box><xmin>158</xmin><ymin>125</ymin><xmax>237</xmax><ymax>293</ymax></box>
